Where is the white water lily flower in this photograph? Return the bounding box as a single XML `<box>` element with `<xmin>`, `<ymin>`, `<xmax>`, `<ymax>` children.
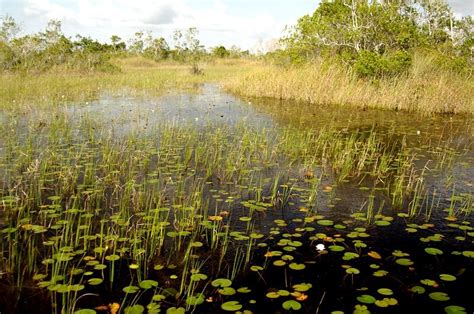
<box><xmin>316</xmin><ymin>243</ymin><xmax>325</xmax><ymax>251</ymax></box>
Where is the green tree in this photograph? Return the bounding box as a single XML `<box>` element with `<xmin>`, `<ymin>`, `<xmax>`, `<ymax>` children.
<box><xmin>110</xmin><ymin>35</ymin><xmax>125</xmax><ymax>53</ymax></box>
<box><xmin>212</xmin><ymin>46</ymin><xmax>230</xmax><ymax>58</ymax></box>
<box><xmin>129</xmin><ymin>31</ymin><xmax>145</xmax><ymax>54</ymax></box>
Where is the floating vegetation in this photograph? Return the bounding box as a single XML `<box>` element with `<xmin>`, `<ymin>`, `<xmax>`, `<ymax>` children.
<box><xmin>0</xmin><ymin>88</ymin><xmax>472</xmax><ymax>313</ymax></box>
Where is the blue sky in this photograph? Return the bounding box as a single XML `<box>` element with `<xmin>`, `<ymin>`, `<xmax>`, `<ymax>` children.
<box><xmin>0</xmin><ymin>0</ymin><xmax>472</xmax><ymax>51</ymax></box>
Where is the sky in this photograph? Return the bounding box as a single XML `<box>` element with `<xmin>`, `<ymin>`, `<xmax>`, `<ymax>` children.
<box><xmin>1</xmin><ymin>0</ymin><xmax>473</xmax><ymax>51</ymax></box>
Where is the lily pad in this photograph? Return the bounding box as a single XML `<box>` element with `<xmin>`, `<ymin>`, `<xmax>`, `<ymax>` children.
<box><xmin>87</xmin><ymin>278</ymin><xmax>103</xmax><ymax>286</ymax></box>
<box><xmin>125</xmin><ymin>305</ymin><xmax>144</xmax><ymax>314</ymax></box>
<box><xmin>166</xmin><ymin>307</ymin><xmax>185</xmax><ymax>314</ymax></box>
<box><xmin>410</xmin><ymin>286</ymin><xmax>426</xmax><ymax>294</ymax></box>
<box><xmin>439</xmin><ymin>274</ymin><xmax>456</xmax><ymax>282</ymax></box>
<box><xmin>346</xmin><ymin>267</ymin><xmax>360</xmax><ymax>275</ymax></box>
<box><xmin>357</xmin><ymin>294</ymin><xmax>376</xmax><ymax>304</ymax></box>
<box><xmin>123</xmin><ymin>285</ymin><xmax>139</xmax><ymax>294</ymax></box>
<box><xmin>139</xmin><ymin>280</ymin><xmax>158</xmax><ymax>289</ymax></box>
<box><xmin>377</xmin><ymin>288</ymin><xmax>393</xmax><ymax>296</ymax></box>
<box><xmin>211</xmin><ymin>278</ymin><xmax>232</xmax><ymax>288</ymax></box>
<box><xmin>395</xmin><ymin>258</ymin><xmax>413</xmax><ymax>266</ymax></box>
<box><xmin>429</xmin><ymin>292</ymin><xmax>450</xmax><ymax>301</ymax></box>
<box><xmin>289</xmin><ymin>263</ymin><xmax>306</xmax><ymax>270</ymax></box>
<box><xmin>317</xmin><ymin>220</ymin><xmax>334</xmax><ymax>226</ymax></box>
<box><xmin>444</xmin><ymin>305</ymin><xmax>466</xmax><ymax>314</ymax></box>
<box><xmin>282</xmin><ymin>300</ymin><xmax>302</xmax><ymax>311</ymax></box>
<box><xmin>328</xmin><ymin>245</ymin><xmax>345</xmax><ymax>252</ymax></box>
<box><xmin>462</xmin><ymin>251</ymin><xmax>474</xmax><ymax>258</ymax></box>
<box><xmin>425</xmin><ymin>247</ymin><xmax>444</xmax><ymax>255</ymax></box>
<box><xmin>221</xmin><ymin>301</ymin><xmax>242</xmax><ymax>312</ymax></box>
<box><xmin>343</xmin><ymin>252</ymin><xmax>359</xmax><ymax>260</ymax></box>
<box><xmin>293</xmin><ymin>283</ymin><xmax>312</xmax><ymax>292</ymax></box>
<box><xmin>186</xmin><ymin>294</ymin><xmax>204</xmax><ymax>306</ymax></box>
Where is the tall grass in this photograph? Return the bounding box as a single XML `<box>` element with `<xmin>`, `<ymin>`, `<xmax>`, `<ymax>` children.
<box><xmin>224</xmin><ymin>53</ymin><xmax>474</xmax><ymax>115</ymax></box>
<box><xmin>0</xmin><ymin>57</ymin><xmax>259</xmax><ymax>111</ymax></box>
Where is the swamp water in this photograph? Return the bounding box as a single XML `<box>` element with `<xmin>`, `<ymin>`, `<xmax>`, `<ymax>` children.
<box><xmin>0</xmin><ymin>84</ymin><xmax>472</xmax><ymax>314</ymax></box>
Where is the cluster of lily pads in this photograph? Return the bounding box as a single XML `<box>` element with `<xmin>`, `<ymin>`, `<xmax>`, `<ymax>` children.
<box><xmin>0</xmin><ymin>107</ymin><xmax>472</xmax><ymax>314</ymax></box>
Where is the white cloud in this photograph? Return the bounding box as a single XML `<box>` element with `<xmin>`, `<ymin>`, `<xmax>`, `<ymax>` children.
<box><xmin>20</xmin><ymin>0</ymin><xmax>287</xmax><ymax>49</ymax></box>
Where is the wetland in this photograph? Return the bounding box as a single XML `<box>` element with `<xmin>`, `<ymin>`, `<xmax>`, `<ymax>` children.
<box><xmin>0</xmin><ymin>84</ymin><xmax>472</xmax><ymax>314</ymax></box>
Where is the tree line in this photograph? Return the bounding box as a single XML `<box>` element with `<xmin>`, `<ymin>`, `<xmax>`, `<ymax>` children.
<box><xmin>0</xmin><ymin>17</ymin><xmax>249</xmax><ymax>73</ymax></box>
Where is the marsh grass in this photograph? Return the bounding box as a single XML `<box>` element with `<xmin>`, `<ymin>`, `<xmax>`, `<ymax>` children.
<box><xmin>0</xmin><ymin>57</ymin><xmax>259</xmax><ymax>111</ymax></box>
<box><xmin>0</xmin><ymin>69</ymin><xmax>472</xmax><ymax>313</ymax></box>
<box><xmin>224</xmin><ymin>53</ymin><xmax>474</xmax><ymax>115</ymax></box>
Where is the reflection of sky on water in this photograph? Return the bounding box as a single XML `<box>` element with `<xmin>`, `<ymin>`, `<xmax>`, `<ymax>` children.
<box><xmin>66</xmin><ymin>84</ymin><xmax>274</xmax><ymax>135</ymax></box>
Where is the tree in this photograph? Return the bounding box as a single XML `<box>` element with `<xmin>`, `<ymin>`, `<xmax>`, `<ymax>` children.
<box><xmin>280</xmin><ymin>0</ymin><xmax>471</xmax><ymax>77</ymax></box>
<box><xmin>212</xmin><ymin>46</ymin><xmax>230</xmax><ymax>58</ymax></box>
<box><xmin>110</xmin><ymin>35</ymin><xmax>125</xmax><ymax>53</ymax></box>
<box><xmin>173</xmin><ymin>27</ymin><xmax>203</xmax><ymax>59</ymax></box>
<box><xmin>129</xmin><ymin>31</ymin><xmax>145</xmax><ymax>54</ymax></box>
<box><xmin>0</xmin><ymin>15</ymin><xmax>20</xmax><ymax>43</ymax></box>
<box><xmin>144</xmin><ymin>36</ymin><xmax>169</xmax><ymax>60</ymax></box>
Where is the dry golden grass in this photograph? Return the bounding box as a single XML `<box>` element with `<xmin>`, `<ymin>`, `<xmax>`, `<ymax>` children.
<box><xmin>224</xmin><ymin>54</ymin><xmax>474</xmax><ymax>114</ymax></box>
<box><xmin>0</xmin><ymin>57</ymin><xmax>258</xmax><ymax>110</ymax></box>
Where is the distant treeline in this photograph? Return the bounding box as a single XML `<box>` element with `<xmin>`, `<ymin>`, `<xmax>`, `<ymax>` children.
<box><xmin>270</xmin><ymin>0</ymin><xmax>473</xmax><ymax>78</ymax></box>
<box><xmin>0</xmin><ymin>18</ymin><xmax>250</xmax><ymax>73</ymax></box>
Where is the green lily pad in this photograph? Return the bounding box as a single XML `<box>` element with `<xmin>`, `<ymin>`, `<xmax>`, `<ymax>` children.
<box><xmin>346</xmin><ymin>267</ymin><xmax>360</xmax><ymax>275</ymax></box>
<box><xmin>439</xmin><ymin>274</ymin><xmax>456</xmax><ymax>282</ymax></box>
<box><xmin>373</xmin><ymin>270</ymin><xmax>388</xmax><ymax>277</ymax></box>
<box><xmin>166</xmin><ymin>307</ymin><xmax>185</xmax><ymax>314</ymax></box>
<box><xmin>289</xmin><ymin>263</ymin><xmax>306</xmax><ymax>270</ymax></box>
<box><xmin>186</xmin><ymin>294</ymin><xmax>204</xmax><ymax>306</ymax></box>
<box><xmin>425</xmin><ymin>247</ymin><xmax>444</xmax><ymax>255</ymax></box>
<box><xmin>221</xmin><ymin>301</ymin><xmax>242</xmax><ymax>311</ymax></box>
<box><xmin>293</xmin><ymin>283</ymin><xmax>312</xmax><ymax>292</ymax></box>
<box><xmin>377</xmin><ymin>288</ymin><xmax>393</xmax><ymax>296</ymax></box>
<box><xmin>273</xmin><ymin>260</ymin><xmax>286</xmax><ymax>266</ymax></box>
<box><xmin>410</xmin><ymin>286</ymin><xmax>426</xmax><ymax>294</ymax></box>
<box><xmin>395</xmin><ymin>258</ymin><xmax>413</xmax><ymax>266</ymax></box>
<box><xmin>429</xmin><ymin>292</ymin><xmax>450</xmax><ymax>301</ymax></box>
<box><xmin>462</xmin><ymin>251</ymin><xmax>474</xmax><ymax>258</ymax></box>
<box><xmin>317</xmin><ymin>220</ymin><xmax>334</xmax><ymax>226</ymax></box>
<box><xmin>375</xmin><ymin>300</ymin><xmax>389</xmax><ymax>308</ymax></box>
<box><xmin>218</xmin><ymin>287</ymin><xmax>236</xmax><ymax>296</ymax></box>
<box><xmin>139</xmin><ymin>280</ymin><xmax>158</xmax><ymax>289</ymax></box>
<box><xmin>74</xmin><ymin>310</ymin><xmax>97</xmax><ymax>314</ymax></box>
<box><xmin>190</xmin><ymin>273</ymin><xmax>208</xmax><ymax>282</ymax></box>
<box><xmin>123</xmin><ymin>285</ymin><xmax>139</xmax><ymax>294</ymax></box>
<box><xmin>328</xmin><ymin>245</ymin><xmax>345</xmax><ymax>252</ymax></box>
<box><xmin>105</xmin><ymin>254</ymin><xmax>120</xmax><ymax>261</ymax></box>
<box><xmin>282</xmin><ymin>300</ymin><xmax>302</xmax><ymax>311</ymax></box>
<box><xmin>266</xmin><ymin>291</ymin><xmax>280</xmax><ymax>299</ymax></box>
<box><xmin>125</xmin><ymin>305</ymin><xmax>144</xmax><ymax>314</ymax></box>
<box><xmin>237</xmin><ymin>287</ymin><xmax>251</xmax><ymax>293</ymax></box>
<box><xmin>357</xmin><ymin>294</ymin><xmax>376</xmax><ymax>304</ymax></box>
<box><xmin>87</xmin><ymin>278</ymin><xmax>103</xmax><ymax>285</ymax></box>
<box><xmin>211</xmin><ymin>278</ymin><xmax>232</xmax><ymax>288</ymax></box>
<box><xmin>343</xmin><ymin>252</ymin><xmax>359</xmax><ymax>260</ymax></box>
<box><xmin>375</xmin><ymin>220</ymin><xmax>391</xmax><ymax>226</ymax></box>
<box><xmin>420</xmin><ymin>279</ymin><xmax>437</xmax><ymax>287</ymax></box>
<box><xmin>444</xmin><ymin>305</ymin><xmax>466</xmax><ymax>314</ymax></box>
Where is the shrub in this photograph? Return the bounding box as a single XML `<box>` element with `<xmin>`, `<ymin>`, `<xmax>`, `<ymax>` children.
<box><xmin>354</xmin><ymin>50</ymin><xmax>411</xmax><ymax>78</ymax></box>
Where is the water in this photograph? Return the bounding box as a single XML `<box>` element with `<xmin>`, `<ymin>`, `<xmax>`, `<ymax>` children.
<box><xmin>0</xmin><ymin>84</ymin><xmax>473</xmax><ymax>314</ymax></box>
